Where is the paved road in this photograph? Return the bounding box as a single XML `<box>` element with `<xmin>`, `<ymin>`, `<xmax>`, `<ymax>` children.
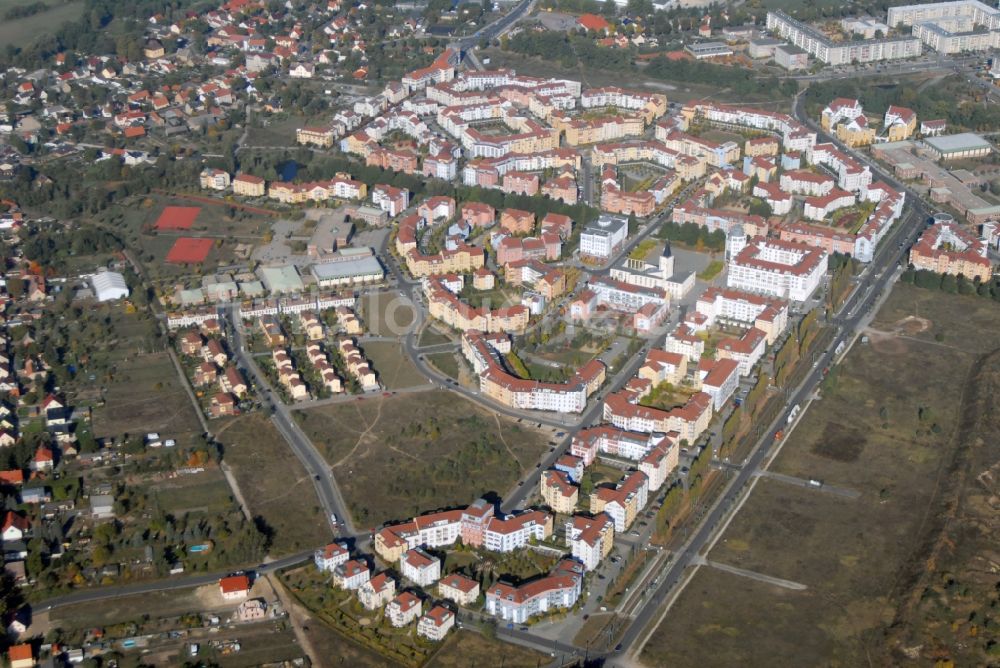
<box><xmin>597</xmin><ymin>93</ymin><xmax>938</xmax><ymax>665</ymax></box>
<box><xmin>225</xmin><ymin>304</ymin><xmax>363</xmax><ymax>540</ymax></box>
<box><xmin>37</xmin><ymin>550</ymin><xmax>313</xmax><ymax>612</ymax></box>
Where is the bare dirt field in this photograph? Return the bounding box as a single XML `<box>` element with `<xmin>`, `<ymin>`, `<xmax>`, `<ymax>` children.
<box><xmin>639</xmin><ymin>284</ymin><xmax>1000</xmax><ymax>667</ymax></box>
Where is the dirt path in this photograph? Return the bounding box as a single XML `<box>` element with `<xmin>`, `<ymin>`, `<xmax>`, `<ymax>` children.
<box><xmin>266</xmin><ymin>574</ymin><xmax>321</xmax><ymax>665</ymax></box>
<box><xmin>493</xmin><ymin>413</ymin><xmax>522</xmax><ymax>468</ymax></box>
<box><xmin>332</xmin><ymin>399</ymin><xmax>386</xmax><ymax>468</ymax></box>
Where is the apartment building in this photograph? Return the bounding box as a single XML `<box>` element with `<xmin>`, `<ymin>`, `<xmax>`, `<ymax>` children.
<box><xmin>560</xmin><ymin>114</ymin><xmax>645</xmax><ymax>146</ymax></box>
<box><xmin>807</xmin><ymin>142</ymin><xmax>872</xmax><ymax>192</ymax></box>
<box><xmin>766</xmin><ymin>10</ymin><xmax>921</xmax><ymax>64</ymax></box>
<box><xmin>333</xmin><ymin>559</ymin><xmax>371</xmax><ymax>590</ymax></box>
<box><xmin>727</xmin><ymin>236</ymin><xmax>828</xmax><ymax>302</ymax></box>
<box><xmin>386</xmin><ymin>591</ymin><xmax>423</xmax><ymax>627</ymax></box>
<box><xmin>565</xmin><ymin>514</ymin><xmax>615</xmax><ymax>571</ymax></box>
<box><xmin>358</xmin><ymin>572</ymin><xmax>396</xmax><ymax>610</ymax></box>
<box><xmin>588</xmin><ymin>276</ymin><xmax>668</xmax><ymax>313</ymax></box>
<box><xmin>400</xmin><ymin>547</ymin><xmax>442</xmax><ymax>587</ymax></box>
<box><xmin>804</xmin><ymin>189</ymin><xmax>857</xmax><ymax>220</ymax></box>
<box><xmin>581</xmin><ymin>87</ymin><xmax>668</xmax><ymax>123</ymax></box>
<box><xmin>696</xmin><ymin>357</ymin><xmax>742</xmax><ymax>411</ymax></box>
<box><xmin>484</xmin><ymin>562</ymin><xmax>583</xmax><ymax>624</ymax></box>
<box><xmin>671</xmin><ymin>204</ymin><xmax>768</xmax><ymax>238</ymax></box>
<box><xmin>199</xmin><ymin>168</ymin><xmax>231</xmax><ymax>190</ymax></box>
<box><xmin>426</xmin><ymin>280</ymin><xmax>529</xmax><ymax>333</ymax></box>
<box><xmin>909</xmin><ymin>214</ymin><xmax>992</xmax><ymax>280</ymax></box>
<box><xmin>779</xmin><ymin>169</ymin><xmax>836</xmax><ymax>197</ymax></box>
<box><xmin>500</xmin><ymin>208</ymin><xmax>536</xmax><ymax>235</ymax></box>
<box><xmin>374</xmin><ymin>509</ymin><xmax>464</xmax><ymax>562</ymax></box>
<box><xmin>695</xmin><ymin>287</ymin><xmax>789</xmax><ymax>345</ymax></box>
<box><xmin>752</xmin><ymin>181</ymin><xmax>793</xmax><ymax>216</ymax></box>
<box><xmin>371</xmin><ymin>184</ymin><xmax>409</xmax><ymax>217</ymax></box>
<box><xmin>417</xmin><ymin>605</ymin><xmax>456</xmax><ymax>641</ymax></box>
<box><xmin>603</xmin><ymin>390</ymin><xmax>713</xmax><ymax>442</ymax></box>
<box><xmin>681</xmin><ymin>101</ymin><xmax>816</xmax><ymax>152</ymax></box>
<box><xmin>637</xmin><ymin>349</ymin><xmax>688</xmax><ymax>388</ymax></box>
<box><xmin>590</xmin><ymin>470</ymin><xmax>649</xmax><ymax>532</ymax></box>
<box><xmin>296</xmin><ymin>126</ymin><xmax>335</xmax><ymax>148</ymax></box>
<box><xmin>314</xmin><ymin>542</ymin><xmax>349</xmax><ymax>572</ymax></box>
<box><xmin>233</xmin><ymin>173</ymin><xmax>266</xmax><ymax>197</ymax></box>
<box><xmin>438</xmin><ymin>573</ymin><xmax>481</xmax><ymax>607</ymax></box>
<box><xmin>639</xmin><ymin>439</ymin><xmax>680</xmax><ymax>492</ymax></box>
<box><xmin>481</xmin><ymin>511</ymin><xmax>553</xmax><ymax>553</ymax></box>
<box><xmin>888</xmin><ymin>1</ymin><xmax>1000</xmax><ymax>53</ymax></box>
<box><xmin>541</xmin><ymin>469</ymin><xmax>579</xmax><ymax>514</ymax></box>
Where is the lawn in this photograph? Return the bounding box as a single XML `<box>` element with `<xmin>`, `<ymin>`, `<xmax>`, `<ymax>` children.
<box><xmin>418</xmin><ymin>325</ymin><xmax>453</xmax><ymax>348</ymax></box>
<box><xmin>359</xmin><ymin>341</ymin><xmax>430</xmax><ymax>390</ymax></box>
<box><xmin>216</xmin><ymin>414</ymin><xmax>331</xmax><ymax>555</ymax></box>
<box><xmin>90</xmin><ymin>352</ymin><xmax>204</xmax><ymax>448</ymax></box>
<box><xmin>639</xmin><ymin>284</ymin><xmax>1000</xmax><ymax>667</ymax></box>
<box><xmin>152</xmin><ymin>467</ymin><xmax>235</xmax><ymax>516</ymax></box>
<box><xmin>49</xmin><ymin>588</ymin><xmax>207</xmax><ymax>631</ymax></box>
<box><xmin>425</xmin><ymin>352</ymin><xmax>460</xmax><ymax>379</ymax></box>
<box><xmin>429</xmin><ymin>630</ymin><xmax>549</xmax><ymax>668</ymax></box>
<box><xmin>293</xmin><ymin>391</ymin><xmax>550</xmax><ymax>527</ymax></box>
<box><xmin>0</xmin><ymin>0</ymin><xmax>84</xmax><ymax>48</ymax></box>
<box><xmin>359</xmin><ymin>291</ymin><xmax>416</xmax><ymax>337</ymax></box>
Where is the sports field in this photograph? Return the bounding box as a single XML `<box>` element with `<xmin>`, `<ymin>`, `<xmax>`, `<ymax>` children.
<box><xmin>166</xmin><ymin>237</ymin><xmax>213</xmax><ymax>264</ymax></box>
<box><xmin>154</xmin><ymin>206</ymin><xmax>201</xmax><ymax>231</ymax></box>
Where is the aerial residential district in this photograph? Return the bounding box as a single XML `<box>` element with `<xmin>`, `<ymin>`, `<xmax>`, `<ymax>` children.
<box><xmin>1</xmin><ymin>0</ymin><xmax>1000</xmax><ymax>666</ymax></box>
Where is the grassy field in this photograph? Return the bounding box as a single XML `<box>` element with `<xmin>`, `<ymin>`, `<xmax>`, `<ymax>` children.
<box><xmin>360</xmin><ymin>340</ymin><xmax>429</xmax><ymax>390</ymax></box>
<box><xmin>417</xmin><ymin>325</ymin><xmax>452</xmax><ymax>348</ymax></box>
<box><xmin>426</xmin><ymin>352</ymin><xmax>461</xmax><ymax>379</ymax></box>
<box><xmin>429</xmin><ymin>630</ymin><xmax>549</xmax><ymax>667</ymax></box>
<box><xmin>640</xmin><ymin>284</ymin><xmax>1000</xmax><ymax>667</ymax></box>
<box><xmin>49</xmin><ymin>588</ymin><xmax>207</xmax><ymax>630</ymax></box>
<box><xmin>359</xmin><ymin>291</ymin><xmax>416</xmax><ymax>337</ymax></box>
<box><xmin>90</xmin><ymin>351</ymin><xmax>204</xmax><ymax>448</ymax></box>
<box><xmin>0</xmin><ymin>0</ymin><xmax>84</xmax><ymax>48</ymax></box>
<box><xmin>216</xmin><ymin>414</ymin><xmax>331</xmax><ymax>554</ymax></box>
<box><xmin>153</xmin><ymin>467</ymin><xmax>235</xmax><ymax>516</ymax></box>
<box><xmin>294</xmin><ymin>391</ymin><xmax>551</xmax><ymax>527</ymax></box>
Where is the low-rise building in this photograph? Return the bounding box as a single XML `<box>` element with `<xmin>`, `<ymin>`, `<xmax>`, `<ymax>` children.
<box><xmin>386</xmin><ymin>591</ymin><xmax>423</xmax><ymax>627</ymax></box>
<box><xmin>417</xmin><ymin>604</ymin><xmax>456</xmax><ymax>641</ymax></box>
<box><xmin>400</xmin><ymin>547</ymin><xmax>442</xmax><ymax>587</ymax></box>
<box><xmin>565</xmin><ymin>513</ymin><xmax>615</xmax><ymax>571</ymax></box>
<box><xmin>438</xmin><ymin>573</ymin><xmax>481</xmax><ymax>607</ymax></box>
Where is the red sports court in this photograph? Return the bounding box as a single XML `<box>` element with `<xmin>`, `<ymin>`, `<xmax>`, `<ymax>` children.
<box><xmin>155</xmin><ymin>206</ymin><xmax>201</xmax><ymax>230</ymax></box>
<box><xmin>166</xmin><ymin>237</ymin><xmax>213</xmax><ymax>264</ymax></box>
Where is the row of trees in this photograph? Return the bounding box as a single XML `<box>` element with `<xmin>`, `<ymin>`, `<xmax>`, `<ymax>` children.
<box><xmin>900</xmin><ymin>267</ymin><xmax>1000</xmax><ymax>301</ymax></box>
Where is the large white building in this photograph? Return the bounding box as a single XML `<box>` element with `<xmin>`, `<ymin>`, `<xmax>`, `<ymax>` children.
<box><xmin>727</xmin><ymin>236</ymin><xmax>828</xmax><ymax>302</ymax></box>
<box><xmin>565</xmin><ymin>514</ymin><xmax>615</xmax><ymax>572</ymax></box>
<box><xmin>484</xmin><ymin>563</ymin><xmax>583</xmax><ymax>624</ymax></box>
<box><xmin>580</xmin><ymin>215</ymin><xmax>628</xmax><ymax>259</ymax></box>
<box><xmin>400</xmin><ymin>547</ymin><xmax>442</xmax><ymax>587</ymax></box>
<box><xmin>91</xmin><ymin>269</ymin><xmax>130</xmax><ymax>302</ymax></box>
<box><xmin>766</xmin><ymin>10</ymin><xmax>922</xmax><ymax>64</ymax></box>
<box><xmin>888</xmin><ymin>1</ymin><xmax>1000</xmax><ymax>53</ymax></box>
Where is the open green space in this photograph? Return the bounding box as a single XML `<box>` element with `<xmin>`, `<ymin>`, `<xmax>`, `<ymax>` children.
<box><xmin>429</xmin><ymin>630</ymin><xmax>549</xmax><ymax>668</ymax></box>
<box><xmin>49</xmin><ymin>587</ymin><xmax>207</xmax><ymax>631</ymax></box>
<box><xmin>360</xmin><ymin>340</ymin><xmax>429</xmax><ymax>390</ymax></box>
<box><xmin>417</xmin><ymin>325</ymin><xmax>453</xmax><ymax>348</ymax></box>
<box><xmin>359</xmin><ymin>291</ymin><xmax>416</xmax><ymax>337</ymax></box>
<box><xmin>90</xmin><ymin>352</ymin><xmax>204</xmax><ymax>448</ymax></box>
<box><xmin>425</xmin><ymin>352</ymin><xmax>461</xmax><ymax>379</ymax></box>
<box><xmin>294</xmin><ymin>391</ymin><xmax>550</xmax><ymax>527</ymax></box>
<box><xmin>0</xmin><ymin>0</ymin><xmax>84</xmax><ymax>48</ymax></box>
<box><xmin>216</xmin><ymin>414</ymin><xmax>331</xmax><ymax>554</ymax></box>
<box><xmin>640</xmin><ymin>284</ymin><xmax>1000</xmax><ymax>667</ymax></box>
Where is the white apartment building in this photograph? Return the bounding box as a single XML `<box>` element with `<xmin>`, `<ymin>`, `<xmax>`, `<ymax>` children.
<box><xmin>417</xmin><ymin>605</ymin><xmax>455</xmax><ymax>641</ymax></box>
<box><xmin>589</xmin><ymin>276</ymin><xmax>668</xmax><ymax>313</ymax></box>
<box><xmin>766</xmin><ymin>10</ymin><xmax>922</xmax><ymax>64</ymax></box>
<box><xmin>482</xmin><ymin>512</ymin><xmax>551</xmax><ymax>553</ymax></box>
<box><xmin>580</xmin><ymin>215</ymin><xmax>628</xmax><ymax>259</ymax></box>
<box><xmin>386</xmin><ymin>592</ymin><xmax>423</xmax><ymax>627</ymax></box>
<box><xmin>314</xmin><ymin>542</ymin><xmax>349</xmax><ymax>572</ymax></box>
<box><xmin>400</xmin><ymin>547</ymin><xmax>442</xmax><ymax>587</ymax></box>
<box><xmin>695</xmin><ymin>287</ymin><xmax>790</xmax><ymax>340</ymax></box>
<box><xmin>565</xmin><ymin>514</ymin><xmax>615</xmax><ymax>571</ymax></box>
<box><xmin>889</xmin><ymin>1</ymin><xmax>1000</xmax><ymax>53</ymax></box>
<box><xmin>727</xmin><ymin>237</ymin><xmax>828</xmax><ymax>302</ymax></box>
<box><xmin>485</xmin><ymin>568</ymin><xmax>583</xmax><ymax>624</ymax></box>
<box><xmin>639</xmin><ymin>440</ymin><xmax>680</xmax><ymax>491</ymax></box>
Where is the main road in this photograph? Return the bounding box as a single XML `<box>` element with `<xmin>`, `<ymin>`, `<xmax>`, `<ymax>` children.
<box><xmin>600</xmin><ymin>92</ymin><xmax>938</xmax><ymax>664</ymax></box>
<box><xmin>226</xmin><ymin>304</ymin><xmax>363</xmax><ymax>541</ymax></box>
